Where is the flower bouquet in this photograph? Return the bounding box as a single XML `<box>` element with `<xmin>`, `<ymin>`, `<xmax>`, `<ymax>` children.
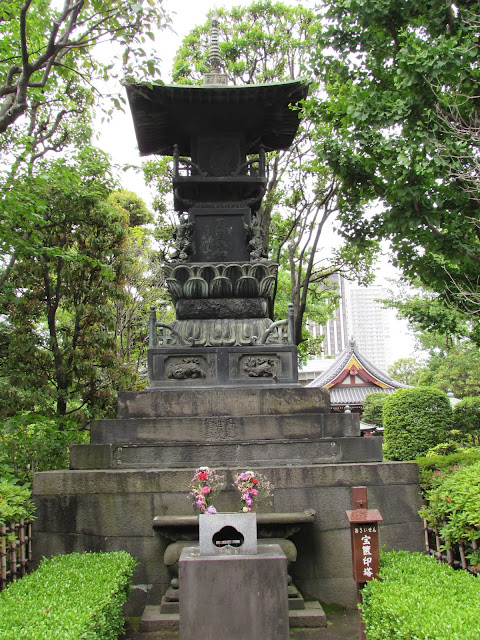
<box><xmin>189</xmin><ymin>466</ymin><xmax>225</xmax><ymax>514</ymax></box>
<box><xmin>234</xmin><ymin>470</ymin><xmax>274</xmax><ymax>512</ymax></box>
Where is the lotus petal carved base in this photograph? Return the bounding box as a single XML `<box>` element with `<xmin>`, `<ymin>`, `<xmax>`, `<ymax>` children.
<box><xmin>165</xmin><ymin>261</ymin><xmax>278</xmax><ymax>302</ymax></box>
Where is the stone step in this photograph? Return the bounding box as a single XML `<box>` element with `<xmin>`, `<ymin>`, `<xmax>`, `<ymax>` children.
<box><xmin>159</xmin><ymin>584</ymin><xmax>305</xmax><ymax>614</ymax></box>
<box><xmin>90</xmin><ymin>412</ymin><xmax>359</xmax><ymax>444</ymax></box>
<box><xmin>70</xmin><ymin>436</ymin><xmax>382</xmax><ymax>470</ymax></box>
<box><xmin>117</xmin><ymin>386</ymin><xmax>330</xmax><ymax>419</ymax></box>
<box><xmin>141</xmin><ymin>601</ymin><xmax>326</xmax><ymax>632</ymax></box>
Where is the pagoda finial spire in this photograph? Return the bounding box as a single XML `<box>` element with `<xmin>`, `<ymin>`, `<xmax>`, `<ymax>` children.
<box><xmin>203</xmin><ymin>17</ymin><xmax>228</xmax><ymax>86</ymax></box>
<box><xmin>208</xmin><ymin>18</ymin><xmax>222</xmax><ymax>73</ymax></box>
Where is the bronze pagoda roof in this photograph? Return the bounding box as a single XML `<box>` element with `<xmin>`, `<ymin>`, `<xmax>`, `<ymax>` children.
<box><xmin>125</xmin><ymin>79</ymin><xmax>309</xmax><ymax>157</ymax></box>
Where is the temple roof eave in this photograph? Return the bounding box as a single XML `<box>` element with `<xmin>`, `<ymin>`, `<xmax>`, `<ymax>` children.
<box><xmin>124</xmin><ymin>79</ymin><xmax>310</xmax><ymax>157</ymax></box>
<box><xmin>306</xmin><ymin>339</ymin><xmax>408</xmax><ymax>391</ymax></box>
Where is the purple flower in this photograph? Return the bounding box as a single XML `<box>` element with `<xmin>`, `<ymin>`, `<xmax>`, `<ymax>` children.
<box><xmin>205</xmin><ymin>506</ymin><xmax>217</xmax><ymax>514</ymax></box>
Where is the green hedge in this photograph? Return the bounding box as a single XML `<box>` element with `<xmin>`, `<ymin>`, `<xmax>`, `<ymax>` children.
<box><xmin>0</xmin><ymin>551</ymin><xmax>137</xmax><ymax>639</ymax></box>
<box><xmin>417</xmin><ymin>448</ymin><xmax>480</xmax><ymax>491</ymax></box>
<box><xmin>361</xmin><ymin>550</ymin><xmax>480</xmax><ymax>639</ymax></box>
<box><xmin>453</xmin><ymin>397</ymin><xmax>480</xmax><ymax>446</ymax></box>
<box><xmin>383</xmin><ymin>387</ymin><xmax>452</xmax><ymax>460</ymax></box>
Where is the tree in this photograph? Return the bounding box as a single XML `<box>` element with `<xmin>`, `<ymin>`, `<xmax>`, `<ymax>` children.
<box><xmin>152</xmin><ymin>1</ymin><xmax>377</xmax><ymax>348</ymax></box>
<box><xmin>0</xmin><ymin>0</ymin><xmax>169</xmax><ymax>135</ymax></box>
<box><xmin>387</xmin><ymin>358</ymin><xmax>424</xmax><ymax>387</ymax></box>
<box><xmin>417</xmin><ymin>345</ymin><xmax>480</xmax><ymax>400</ymax></box>
<box><xmin>0</xmin><ymin>0</ymin><xmax>170</xmax><ymax>304</ymax></box>
<box><xmin>109</xmin><ymin>192</ymin><xmax>173</xmax><ymax>381</ymax></box>
<box><xmin>453</xmin><ymin>397</ymin><xmax>480</xmax><ymax>447</ymax></box>
<box><xmin>0</xmin><ymin>148</ymin><xmax>137</xmax><ymax>418</ymax></box>
<box><xmin>384</xmin><ymin>284</ymin><xmax>480</xmax><ymax>348</ymax></box>
<box><xmin>309</xmin><ymin>0</ymin><xmax>480</xmax><ymax>326</ymax></box>
<box><xmin>362</xmin><ymin>393</ymin><xmax>388</xmax><ymax>427</ymax></box>
<box><xmin>383</xmin><ymin>387</ymin><xmax>453</xmax><ymax>461</ymax></box>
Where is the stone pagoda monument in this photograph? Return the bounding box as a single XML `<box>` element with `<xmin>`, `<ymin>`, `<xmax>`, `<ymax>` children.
<box><xmin>126</xmin><ymin>20</ymin><xmax>305</xmax><ymax>388</ymax></box>
<box><xmin>32</xmin><ymin>21</ymin><xmax>424</xmax><ymax>632</ymax></box>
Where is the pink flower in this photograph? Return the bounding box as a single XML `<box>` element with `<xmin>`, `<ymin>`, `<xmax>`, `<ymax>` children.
<box><xmin>202</xmin><ymin>486</ymin><xmax>211</xmax><ymax>494</ymax></box>
<box><xmin>250</xmin><ymin>489</ymin><xmax>258</xmax><ymax>496</ymax></box>
<box><xmin>205</xmin><ymin>505</ymin><xmax>217</xmax><ymax>514</ymax></box>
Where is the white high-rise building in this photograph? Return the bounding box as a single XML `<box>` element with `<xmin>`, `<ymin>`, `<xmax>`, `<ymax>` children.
<box><xmin>304</xmin><ymin>277</ymin><xmax>394</xmax><ymax>378</ymax></box>
<box><xmin>307</xmin><ymin>273</ymin><xmax>349</xmax><ymax>357</ymax></box>
<box><xmin>346</xmin><ymin>283</ymin><xmax>392</xmax><ymax>370</ymax></box>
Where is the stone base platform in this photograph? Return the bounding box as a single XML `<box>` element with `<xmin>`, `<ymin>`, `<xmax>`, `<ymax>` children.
<box><xmin>32</xmin><ymin>462</ymin><xmax>424</xmax><ymax>615</ymax></box>
<box><xmin>140</xmin><ymin>601</ymin><xmax>327</xmax><ymax>633</ymax></box>
<box><xmin>70</xmin><ymin>436</ymin><xmax>382</xmax><ymax>469</ymax></box>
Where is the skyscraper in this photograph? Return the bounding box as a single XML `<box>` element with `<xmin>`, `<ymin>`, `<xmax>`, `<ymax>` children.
<box><xmin>306</xmin><ymin>277</ymin><xmax>393</xmax><ymax>370</ymax></box>
<box><xmin>307</xmin><ymin>273</ymin><xmax>349</xmax><ymax>357</ymax></box>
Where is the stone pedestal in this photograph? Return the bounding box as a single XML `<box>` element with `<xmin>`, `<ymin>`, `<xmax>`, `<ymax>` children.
<box><xmin>179</xmin><ymin>544</ymin><xmax>288</xmax><ymax>640</ymax></box>
<box><xmin>32</xmin><ymin>385</ymin><xmax>424</xmax><ymax>618</ymax></box>
<box><xmin>199</xmin><ymin>512</ymin><xmax>257</xmax><ymax>555</ymax></box>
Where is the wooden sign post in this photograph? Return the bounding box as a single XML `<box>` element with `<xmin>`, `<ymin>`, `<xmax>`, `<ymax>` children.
<box><xmin>346</xmin><ymin>487</ymin><xmax>383</xmax><ymax>640</ymax></box>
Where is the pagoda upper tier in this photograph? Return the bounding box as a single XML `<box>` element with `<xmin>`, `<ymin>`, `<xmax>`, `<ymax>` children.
<box><xmin>125</xmin><ymin>80</ymin><xmax>309</xmax><ymax>213</ymax></box>
<box><xmin>125</xmin><ymin>80</ymin><xmax>309</xmax><ymax>157</ymax></box>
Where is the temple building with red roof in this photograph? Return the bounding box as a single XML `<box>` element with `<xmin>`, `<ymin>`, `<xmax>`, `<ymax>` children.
<box><xmin>307</xmin><ymin>338</ymin><xmax>407</xmax><ymax>413</ymax></box>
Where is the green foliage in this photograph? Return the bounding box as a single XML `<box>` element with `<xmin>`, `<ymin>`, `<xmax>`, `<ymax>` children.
<box><xmin>0</xmin><ymin>551</ymin><xmax>137</xmax><ymax>640</ymax></box>
<box><xmin>108</xmin><ymin>190</ymin><xmax>153</xmax><ymax>227</ymax></box>
<box><xmin>416</xmin><ymin>448</ymin><xmax>480</xmax><ymax>493</ymax></box>
<box><xmin>0</xmin><ymin>412</ymin><xmax>87</xmax><ymax>484</ymax></box>
<box><xmin>419</xmin><ymin>461</ymin><xmax>480</xmax><ymax>558</ymax></box>
<box><xmin>425</xmin><ymin>442</ymin><xmax>461</xmax><ymax>457</ymax></box>
<box><xmin>362</xmin><ymin>393</ymin><xmax>388</xmax><ymax>427</ymax></box>
<box><xmin>385</xmin><ymin>287</ymin><xmax>480</xmax><ymax>348</ymax></box>
<box><xmin>453</xmin><ymin>397</ymin><xmax>480</xmax><ymax>446</ymax></box>
<box><xmin>386</xmin><ymin>357</ymin><xmax>423</xmax><ymax>387</ymax></box>
<box><xmin>309</xmin><ymin>0</ymin><xmax>480</xmax><ymax>335</ymax></box>
<box><xmin>361</xmin><ymin>550</ymin><xmax>480</xmax><ymax>639</ymax></box>
<box><xmin>0</xmin><ymin>148</ymin><xmax>141</xmax><ymax>418</ymax></box>
<box><xmin>0</xmin><ymin>479</ymin><xmax>35</xmax><ymax>525</ymax></box>
<box><xmin>418</xmin><ymin>345</ymin><xmax>480</xmax><ymax>399</ymax></box>
<box><xmin>0</xmin><ymin>0</ymin><xmax>169</xmax><ymax>135</ymax></box>
<box><xmin>383</xmin><ymin>387</ymin><xmax>452</xmax><ymax>460</ymax></box>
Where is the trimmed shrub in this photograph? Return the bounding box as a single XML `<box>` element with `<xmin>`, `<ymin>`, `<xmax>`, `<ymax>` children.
<box><xmin>453</xmin><ymin>396</ymin><xmax>480</xmax><ymax>446</ymax></box>
<box><xmin>383</xmin><ymin>387</ymin><xmax>452</xmax><ymax>460</ymax></box>
<box><xmin>419</xmin><ymin>460</ymin><xmax>480</xmax><ymax>565</ymax></box>
<box><xmin>0</xmin><ymin>551</ymin><xmax>137</xmax><ymax>639</ymax></box>
<box><xmin>362</xmin><ymin>393</ymin><xmax>388</xmax><ymax>427</ymax></box>
<box><xmin>361</xmin><ymin>550</ymin><xmax>480</xmax><ymax>639</ymax></box>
